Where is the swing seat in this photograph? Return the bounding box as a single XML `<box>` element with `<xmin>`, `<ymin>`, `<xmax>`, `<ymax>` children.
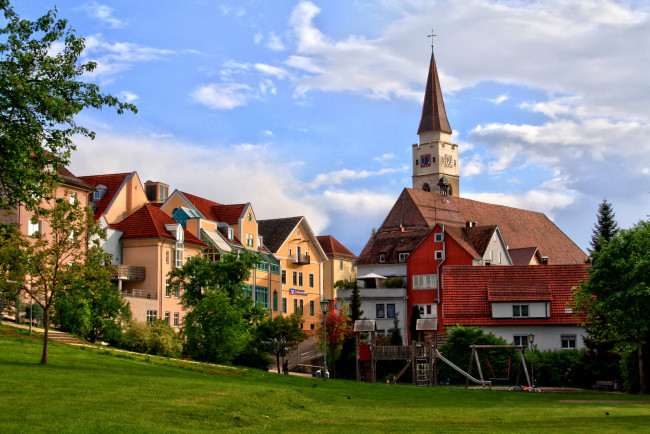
<box><xmin>489</xmin><ymin>377</ymin><xmax>510</xmax><ymax>382</ymax></box>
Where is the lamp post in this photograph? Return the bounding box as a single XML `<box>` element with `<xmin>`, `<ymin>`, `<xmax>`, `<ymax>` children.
<box><xmin>528</xmin><ymin>332</ymin><xmax>536</xmax><ymax>387</ymax></box>
<box><xmin>320</xmin><ymin>299</ymin><xmax>330</xmax><ymax>379</ymax></box>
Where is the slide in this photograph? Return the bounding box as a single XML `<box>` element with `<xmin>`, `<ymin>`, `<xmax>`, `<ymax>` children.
<box><xmin>434</xmin><ymin>349</ymin><xmax>492</xmax><ymax>387</ymax></box>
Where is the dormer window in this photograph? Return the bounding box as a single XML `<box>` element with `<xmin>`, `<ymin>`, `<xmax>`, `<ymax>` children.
<box><xmin>93</xmin><ymin>185</ymin><xmax>107</xmax><ymax>201</ymax></box>
<box><xmin>228</xmin><ymin>228</ymin><xmax>234</xmax><ymax>241</ymax></box>
<box><xmin>398</xmin><ymin>252</ymin><xmax>409</xmax><ymax>262</ymax></box>
<box><xmin>379</xmin><ymin>253</ymin><xmax>386</xmax><ymax>263</ymax></box>
<box><xmin>258</xmin><ymin>236</ymin><xmax>263</xmax><ymax>248</ymax></box>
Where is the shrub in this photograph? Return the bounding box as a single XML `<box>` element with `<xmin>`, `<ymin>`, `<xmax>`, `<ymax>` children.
<box><xmin>121</xmin><ymin>322</ymin><xmax>151</xmax><ymax>353</ymax></box>
<box><xmin>384</xmin><ymin>277</ymin><xmax>405</xmax><ymax>288</ymax></box>
<box><xmin>147</xmin><ymin>321</ymin><xmax>182</xmax><ymax>358</ymax></box>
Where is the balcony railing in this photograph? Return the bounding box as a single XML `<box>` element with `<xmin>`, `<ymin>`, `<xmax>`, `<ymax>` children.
<box><xmin>121</xmin><ymin>289</ymin><xmax>157</xmax><ymax>300</ymax></box>
<box><xmin>111</xmin><ymin>265</ymin><xmax>145</xmax><ymax>281</ymax></box>
<box><xmin>293</xmin><ymin>253</ymin><xmax>310</xmax><ymax>265</ymax></box>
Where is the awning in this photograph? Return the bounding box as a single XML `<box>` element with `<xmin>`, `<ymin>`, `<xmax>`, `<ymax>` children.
<box><xmin>357</xmin><ymin>272</ymin><xmax>387</xmax><ymax>280</ymax></box>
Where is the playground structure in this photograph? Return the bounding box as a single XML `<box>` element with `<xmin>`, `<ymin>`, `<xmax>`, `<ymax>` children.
<box><xmin>354</xmin><ymin>320</ymin><xmax>531</xmax><ymax>389</ymax></box>
<box><xmin>466</xmin><ymin>345</ymin><xmax>531</xmax><ymax>389</ymax></box>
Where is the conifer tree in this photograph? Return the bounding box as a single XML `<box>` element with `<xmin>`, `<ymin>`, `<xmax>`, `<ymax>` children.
<box><xmin>589</xmin><ymin>199</ymin><xmax>619</xmax><ymax>255</ymax></box>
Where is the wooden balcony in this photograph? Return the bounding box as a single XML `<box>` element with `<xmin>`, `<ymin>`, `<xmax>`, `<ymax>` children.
<box><xmin>111</xmin><ymin>265</ymin><xmax>145</xmax><ymax>281</ymax></box>
<box><xmin>293</xmin><ymin>253</ymin><xmax>310</xmax><ymax>265</ymax></box>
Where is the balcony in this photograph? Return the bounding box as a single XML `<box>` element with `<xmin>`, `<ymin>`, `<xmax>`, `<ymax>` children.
<box><xmin>111</xmin><ymin>265</ymin><xmax>145</xmax><ymax>281</ymax></box>
<box><xmin>293</xmin><ymin>253</ymin><xmax>310</xmax><ymax>265</ymax></box>
<box><xmin>121</xmin><ymin>288</ymin><xmax>157</xmax><ymax>300</ymax></box>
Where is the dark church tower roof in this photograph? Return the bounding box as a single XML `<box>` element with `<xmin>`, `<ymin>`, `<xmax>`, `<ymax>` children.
<box><xmin>417</xmin><ymin>51</ymin><xmax>452</xmax><ymax>135</ymax></box>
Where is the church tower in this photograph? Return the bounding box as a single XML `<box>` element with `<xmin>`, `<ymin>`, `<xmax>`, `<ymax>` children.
<box><xmin>412</xmin><ymin>48</ymin><xmax>459</xmax><ymax>196</ymax></box>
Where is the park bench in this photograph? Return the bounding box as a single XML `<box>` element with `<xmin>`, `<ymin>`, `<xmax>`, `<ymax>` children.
<box><xmin>592</xmin><ymin>380</ymin><xmax>615</xmax><ymax>391</ymax></box>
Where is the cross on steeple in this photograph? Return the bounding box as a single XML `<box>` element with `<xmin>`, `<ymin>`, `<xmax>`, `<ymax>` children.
<box><xmin>428</xmin><ymin>29</ymin><xmax>436</xmax><ymax>53</ymax></box>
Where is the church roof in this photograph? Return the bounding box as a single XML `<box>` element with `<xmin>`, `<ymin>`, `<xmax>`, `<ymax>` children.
<box><xmin>417</xmin><ymin>51</ymin><xmax>452</xmax><ymax>135</ymax></box>
<box><xmin>356</xmin><ymin>189</ymin><xmax>586</xmax><ymax>265</ymax></box>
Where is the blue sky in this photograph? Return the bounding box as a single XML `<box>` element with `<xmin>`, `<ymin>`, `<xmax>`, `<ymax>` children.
<box><xmin>13</xmin><ymin>0</ymin><xmax>650</xmax><ymax>255</ymax></box>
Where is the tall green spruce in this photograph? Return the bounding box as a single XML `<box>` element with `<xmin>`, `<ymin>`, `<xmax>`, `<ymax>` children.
<box><xmin>589</xmin><ymin>199</ymin><xmax>619</xmax><ymax>255</ymax></box>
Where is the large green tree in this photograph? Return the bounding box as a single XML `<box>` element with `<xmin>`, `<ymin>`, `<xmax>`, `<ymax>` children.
<box><xmin>18</xmin><ymin>193</ymin><xmax>110</xmax><ymax>364</ymax></box>
<box><xmin>256</xmin><ymin>313</ymin><xmax>306</xmax><ymax>373</ymax></box>
<box><xmin>589</xmin><ymin>198</ymin><xmax>619</xmax><ymax>255</ymax></box>
<box><xmin>0</xmin><ymin>1</ymin><xmax>136</xmax><ymax>210</ymax></box>
<box><xmin>0</xmin><ymin>223</ymin><xmax>28</xmax><ymax>323</ymax></box>
<box><xmin>574</xmin><ymin>220</ymin><xmax>650</xmax><ymax>393</ymax></box>
<box><xmin>168</xmin><ymin>253</ymin><xmax>266</xmax><ymax>363</ymax></box>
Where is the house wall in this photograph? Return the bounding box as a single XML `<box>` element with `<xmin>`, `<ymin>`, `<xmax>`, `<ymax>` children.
<box><xmin>338</xmin><ymin>287</ymin><xmax>408</xmax><ymax>339</ymax></box>
<box><xmin>120</xmin><ymin>238</ymin><xmax>202</xmax><ymax>328</ymax></box>
<box><xmin>103</xmin><ymin>173</ymin><xmax>148</xmax><ymax>224</ymax></box>
<box><xmin>482</xmin><ymin>325</ymin><xmax>586</xmax><ymax>351</ymax></box>
<box><xmin>323</xmin><ymin>257</ymin><xmax>356</xmax><ymax>300</ymax></box>
<box><xmin>492</xmin><ymin>302</ymin><xmax>549</xmax><ymax>318</ymax></box>
<box><xmin>483</xmin><ymin>232</ymin><xmax>510</xmax><ymax>265</ymax></box>
<box><xmin>276</xmin><ymin>221</ymin><xmax>324</xmax><ymax>334</ymax></box>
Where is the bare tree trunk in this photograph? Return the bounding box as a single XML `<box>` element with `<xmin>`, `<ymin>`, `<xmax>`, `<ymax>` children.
<box><xmin>638</xmin><ymin>331</ymin><xmax>646</xmax><ymax>394</ymax></box>
<box><xmin>41</xmin><ymin>308</ymin><xmax>48</xmax><ymax>365</ymax></box>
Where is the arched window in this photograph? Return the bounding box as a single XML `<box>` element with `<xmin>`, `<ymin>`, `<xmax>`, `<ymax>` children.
<box><xmin>422</xmin><ymin>183</ymin><xmax>430</xmax><ymax>192</ymax></box>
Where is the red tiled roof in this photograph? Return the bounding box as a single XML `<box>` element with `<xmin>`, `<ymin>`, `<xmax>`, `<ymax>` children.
<box><xmin>440</xmin><ymin>226</ymin><xmax>480</xmax><ymax>259</ymax></box>
<box><xmin>112</xmin><ymin>203</ymin><xmax>205</xmax><ymax>246</ymax></box>
<box><xmin>442</xmin><ymin>265</ymin><xmax>588</xmax><ymax>326</ymax></box>
<box><xmin>58</xmin><ymin>167</ymin><xmax>94</xmax><ymax>191</ymax></box>
<box><xmin>357</xmin><ymin>229</ymin><xmax>431</xmax><ymax>264</ymax></box>
<box><xmin>79</xmin><ymin>173</ymin><xmax>131</xmax><ymax>219</ymax></box>
<box><xmin>180</xmin><ymin>191</ymin><xmax>222</xmax><ymax>220</ymax></box>
<box><xmin>212</xmin><ymin>204</ymin><xmax>246</xmax><ymax>225</ymax></box>
<box><xmin>316</xmin><ymin>235</ymin><xmax>357</xmax><ymax>260</ymax></box>
<box><xmin>357</xmin><ymin>189</ymin><xmax>586</xmax><ymax>265</ymax></box>
<box><xmin>462</xmin><ymin>225</ymin><xmax>497</xmax><ymax>257</ymax></box>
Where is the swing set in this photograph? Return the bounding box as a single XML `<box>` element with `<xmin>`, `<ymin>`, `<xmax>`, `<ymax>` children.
<box><xmin>466</xmin><ymin>344</ymin><xmax>532</xmax><ymax>388</ymax></box>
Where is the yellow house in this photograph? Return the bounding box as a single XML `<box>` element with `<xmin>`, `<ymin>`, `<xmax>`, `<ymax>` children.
<box><xmin>258</xmin><ymin>217</ymin><xmax>327</xmax><ymax>333</ymax></box>
<box><xmin>316</xmin><ymin>235</ymin><xmax>357</xmax><ymax>300</ymax></box>
<box><xmin>111</xmin><ymin>203</ymin><xmax>205</xmax><ymax>326</ymax></box>
<box><xmin>160</xmin><ymin>190</ymin><xmax>281</xmax><ymax>314</ymax></box>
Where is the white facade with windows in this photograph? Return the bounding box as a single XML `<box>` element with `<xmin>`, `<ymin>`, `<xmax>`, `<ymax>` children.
<box><xmin>482</xmin><ymin>325</ymin><xmax>586</xmax><ymax>351</ymax></box>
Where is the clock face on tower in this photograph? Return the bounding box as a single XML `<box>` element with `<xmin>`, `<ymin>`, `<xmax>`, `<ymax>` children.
<box><xmin>420</xmin><ymin>154</ymin><xmax>431</xmax><ymax>167</ymax></box>
<box><xmin>443</xmin><ymin>154</ymin><xmax>454</xmax><ymax>168</ymax></box>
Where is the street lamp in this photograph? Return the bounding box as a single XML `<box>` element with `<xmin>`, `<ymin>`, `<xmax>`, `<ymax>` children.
<box><xmin>528</xmin><ymin>332</ymin><xmax>536</xmax><ymax>387</ymax></box>
<box><xmin>320</xmin><ymin>299</ymin><xmax>330</xmax><ymax>379</ymax></box>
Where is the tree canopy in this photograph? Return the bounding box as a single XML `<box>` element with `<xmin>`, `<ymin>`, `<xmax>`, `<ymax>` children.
<box><xmin>574</xmin><ymin>220</ymin><xmax>650</xmax><ymax>393</ymax></box>
<box><xmin>168</xmin><ymin>252</ymin><xmax>266</xmax><ymax>363</ymax></box>
<box><xmin>256</xmin><ymin>313</ymin><xmax>306</xmax><ymax>373</ymax></box>
<box><xmin>0</xmin><ymin>1</ymin><xmax>136</xmax><ymax>210</ymax></box>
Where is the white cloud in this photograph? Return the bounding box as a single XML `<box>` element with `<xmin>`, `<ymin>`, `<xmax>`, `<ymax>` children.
<box><xmin>267</xmin><ymin>32</ymin><xmax>285</xmax><ymax>51</ymax></box>
<box><xmin>305</xmin><ymin>167</ymin><xmax>408</xmax><ymax>189</ymax></box>
<box><xmin>489</xmin><ymin>94</ymin><xmax>509</xmax><ymax>105</ymax></box>
<box><xmin>461</xmin><ymin>154</ymin><xmax>485</xmax><ymax>177</ymax></box>
<box><xmin>373</xmin><ymin>153</ymin><xmax>395</xmax><ymax>163</ymax></box>
<box><xmin>190</xmin><ymin>83</ymin><xmax>254</xmax><ymax>109</ymax></box>
<box><xmin>220</xmin><ymin>5</ymin><xmax>245</xmax><ymax>17</ymax></box>
<box><xmin>118</xmin><ymin>91</ymin><xmax>139</xmax><ymax>103</ymax></box>
<box><xmin>81</xmin><ymin>2</ymin><xmax>126</xmax><ymax>28</ymax></box>
<box><xmin>254</xmin><ymin>63</ymin><xmax>289</xmax><ymax>79</ymax></box>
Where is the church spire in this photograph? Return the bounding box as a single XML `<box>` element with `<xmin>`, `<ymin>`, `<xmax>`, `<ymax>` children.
<box><xmin>417</xmin><ymin>48</ymin><xmax>452</xmax><ymax>135</ymax></box>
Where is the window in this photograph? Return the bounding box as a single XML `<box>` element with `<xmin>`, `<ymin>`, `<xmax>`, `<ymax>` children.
<box><xmin>413</xmin><ymin>274</ymin><xmax>437</xmax><ymax>290</ymax></box>
<box><xmin>294</xmin><ymin>298</ymin><xmax>298</xmax><ymax>314</ymax></box>
<box><xmin>416</xmin><ymin>304</ymin><xmax>437</xmax><ymax>318</ymax></box>
<box><xmin>513</xmin><ymin>305</ymin><xmax>529</xmax><ymax>318</ymax></box>
<box><xmin>434</xmin><ymin>232</ymin><xmax>444</xmax><ymax>242</ymax></box>
<box><xmin>146</xmin><ymin>310</ymin><xmax>157</xmax><ymax>323</ymax></box>
<box><xmin>173</xmin><ymin>312</ymin><xmax>179</xmax><ymax>327</ymax></box>
<box><xmin>28</xmin><ymin>220</ymin><xmax>41</xmax><ymax>236</ymax></box>
<box><xmin>379</xmin><ymin>253</ymin><xmax>386</xmax><ymax>263</ymax></box>
<box><xmin>490</xmin><ymin>250</ymin><xmax>494</xmax><ymax>261</ymax></box>
<box><xmin>298</xmin><ymin>272</ymin><xmax>303</xmax><ymax>287</ymax></box>
<box><xmin>93</xmin><ymin>190</ymin><xmax>102</xmax><ymax>200</ymax></box>
<box><xmin>282</xmin><ymin>297</ymin><xmax>287</xmax><ymax>314</ymax></box>
<box><xmin>310</xmin><ymin>300</ymin><xmax>315</xmax><ymax>316</ymax></box>
<box><xmin>435</xmin><ymin>250</ymin><xmax>444</xmax><ymax>260</ymax></box>
<box><xmin>174</xmin><ymin>235</ymin><xmax>184</xmax><ymax>268</ymax></box>
<box><xmin>228</xmin><ymin>228</ymin><xmax>234</xmax><ymax>240</ymax></box>
<box><xmin>339</xmin><ymin>260</ymin><xmax>343</xmax><ymax>270</ymax></box>
<box><xmin>513</xmin><ymin>335</ymin><xmax>529</xmax><ymax>347</ymax></box>
<box><xmin>273</xmin><ymin>291</ymin><xmax>278</xmax><ymax>311</ymax></box>
<box><xmin>376</xmin><ymin>304</ymin><xmax>385</xmax><ymax>318</ymax></box>
<box><xmin>69</xmin><ymin>192</ymin><xmax>76</xmax><ymax>205</ymax></box>
<box><xmin>165</xmin><ymin>251</ymin><xmax>169</xmax><ymax>264</ymax></box>
<box><xmin>398</xmin><ymin>252</ymin><xmax>409</xmax><ymax>262</ymax></box>
<box><xmin>165</xmin><ymin>279</ymin><xmax>171</xmax><ymax>298</ymax></box>
<box><xmin>387</xmin><ymin>303</ymin><xmax>396</xmax><ymax>318</ymax></box>
<box><xmin>248</xmin><ymin>213</ymin><xmax>252</xmax><ymax>221</ymax></box>
<box><xmin>255</xmin><ymin>286</ymin><xmax>268</xmax><ymax>307</ymax></box>
<box><xmin>164</xmin><ymin>312</ymin><xmax>170</xmax><ymax>324</ymax></box>
<box><xmin>258</xmin><ymin>236</ymin><xmax>263</xmax><ymax>248</ymax></box>
<box><xmin>309</xmin><ymin>273</ymin><xmax>314</xmax><ymax>288</ymax></box>
<box><xmin>299</xmin><ymin>299</ymin><xmax>304</xmax><ymax>315</ymax></box>
<box><xmin>561</xmin><ymin>335</ymin><xmax>577</xmax><ymax>349</ymax></box>
<box><xmin>292</xmin><ymin>271</ymin><xmax>297</xmax><ymax>286</ymax></box>
<box><xmin>175</xmin><ymin>286</ymin><xmax>180</xmax><ymax>299</ymax></box>
<box><xmin>281</xmin><ymin>270</ymin><xmax>287</xmax><ymax>284</ymax></box>
<box><xmin>498</xmin><ymin>251</ymin><xmax>502</xmax><ymax>264</ymax></box>
<box><xmin>288</xmin><ymin>248</ymin><xmax>292</xmax><ymax>258</ymax></box>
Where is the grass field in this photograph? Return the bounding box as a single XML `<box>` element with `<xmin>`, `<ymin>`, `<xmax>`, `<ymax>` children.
<box><xmin>1</xmin><ymin>325</ymin><xmax>649</xmax><ymax>433</ymax></box>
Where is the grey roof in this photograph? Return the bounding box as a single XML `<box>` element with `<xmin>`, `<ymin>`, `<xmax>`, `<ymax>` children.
<box><xmin>257</xmin><ymin>216</ymin><xmax>303</xmax><ymax>253</ymax></box>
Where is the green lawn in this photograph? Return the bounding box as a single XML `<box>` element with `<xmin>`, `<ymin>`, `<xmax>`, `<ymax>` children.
<box><xmin>1</xmin><ymin>326</ymin><xmax>649</xmax><ymax>433</ymax></box>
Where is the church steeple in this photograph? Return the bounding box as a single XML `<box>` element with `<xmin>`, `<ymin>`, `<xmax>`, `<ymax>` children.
<box><xmin>412</xmin><ymin>45</ymin><xmax>459</xmax><ymax>197</ymax></box>
<box><xmin>417</xmin><ymin>50</ymin><xmax>451</xmax><ymax>135</ymax></box>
